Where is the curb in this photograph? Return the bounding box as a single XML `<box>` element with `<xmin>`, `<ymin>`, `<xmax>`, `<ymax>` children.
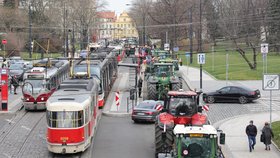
<box><xmin>102</xmin><ymin>111</ymin><xmax>131</xmax><ymax>117</ymax></box>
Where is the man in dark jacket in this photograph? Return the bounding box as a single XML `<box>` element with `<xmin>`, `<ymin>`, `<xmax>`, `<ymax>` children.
<box><xmin>246</xmin><ymin>120</ymin><xmax>257</xmax><ymax>152</ymax></box>
<box><xmin>138</xmin><ymin>78</ymin><xmax>143</xmax><ymax>98</ymax></box>
<box><xmin>10</xmin><ymin>76</ymin><xmax>19</xmax><ymax>94</ymax></box>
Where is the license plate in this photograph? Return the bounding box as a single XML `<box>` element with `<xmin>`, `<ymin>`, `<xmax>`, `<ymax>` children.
<box><xmin>137</xmin><ymin>113</ymin><xmax>145</xmax><ymax>115</ymax></box>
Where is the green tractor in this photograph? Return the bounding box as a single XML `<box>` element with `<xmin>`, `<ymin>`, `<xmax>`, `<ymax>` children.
<box><xmin>157</xmin><ymin>124</ymin><xmax>225</xmax><ymax>158</ymax></box>
<box><xmin>146</xmin><ymin>63</ymin><xmax>181</xmax><ymax>100</ymax></box>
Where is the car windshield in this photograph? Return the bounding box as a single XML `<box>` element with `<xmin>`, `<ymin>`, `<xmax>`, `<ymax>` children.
<box><xmin>137</xmin><ymin>102</ymin><xmax>156</xmax><ymax>109</ymax></box>
<box><xmin>180</xmin><ymin>137</ymin><xmax>213</xmax><ymax>158</ymax></box>
<box><xmin>9</xmin><ymin>64</ymin><xmax>23</xmax><ymax>70</ymax></box>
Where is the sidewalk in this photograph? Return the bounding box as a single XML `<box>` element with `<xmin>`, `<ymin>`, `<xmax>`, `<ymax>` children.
<box><xmin>102</xmin><ymin>71</ymin><xmax>143</xmax><ymax>117</ymax></box>
<box><xmin>217</xmin><ymin>112</ymin><xmax>280</xmax><ymax>158</ymax></box>
<box><xmin>179</xmin><ymin>65</ymin><xmax>280</xmax><ymax>158</ymax></box>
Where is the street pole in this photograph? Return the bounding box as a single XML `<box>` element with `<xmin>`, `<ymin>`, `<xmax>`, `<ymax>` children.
<box><xmin>28</xmin><ymin>0</ymin><xmax>32</xmax><ymax>59</ymax></box>
<box><xmin>143</xmin><ymin>13</ymin><xmax>146</xmax><ymax>45</ymax></box>
<box><xmin>63</xmin><ymin>2</ymin><xmax>66</xmax><ymax>57</ymax></box>
<box><xmin>212</xmin><ymin>46</ymin><xmax>214</xmax><ymax>71</ymax></box>
<box><xmin>135</xmin><ymin>67</ymin><xmax>138</xmax><ymax>107</ymax></box>
<box><xmin>72</xmin><ymin>23</ymin><xmax>75</xmax><ymax>58</ymax></box>
<box><xmin>189</xmin><ymin>7</ymin><xmax>193</xmax><ymax>64</ymax></box>
<box><xmin>226</xmin><ymin>50</ymin><xmax>229</xmax><ymax>85</ymax></box>
<box><xmin>199</xmin><ymin>0</ymin><xmax>203</xmax><ymax>90</ymax></box>
<box><xmin>166</xmin><ymin>31</ymin><xmax>168</xmax><ymax>44</ymax></box>
<box><xmin>270</xmin><ymin>90</ymin><xmax>272</xmax><ymax>127</ymax></box>
<box><xmin>200</xmin><ymin>64</ymin><xmax>202</xmax><ymax>89</ymax></box>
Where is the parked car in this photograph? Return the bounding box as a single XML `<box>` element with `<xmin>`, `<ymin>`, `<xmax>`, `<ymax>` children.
<box><xmin>203</xmin><ymin>86</ymin><xmax>261</xmax><ymax>104</ymax></box>
<box><xmin>9</xmin><ymin>63</ymin><xmax>26</xmax><ymax>82</ymax></box>
<box><xmin>132</xmin><ymin>100</ymin><xmax>164</xmax><ymax>123</ymax></box>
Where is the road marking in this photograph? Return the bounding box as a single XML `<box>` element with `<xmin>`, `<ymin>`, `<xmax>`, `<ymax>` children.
<box><xmin>5</xmin><ymin>119</ymin><xmax>15</xmax><ymax>124</ymax></box>
<box><xmin>21</xmin><ymin>125</ymin><xmax>31</xmax><ymax>131</ymax></box>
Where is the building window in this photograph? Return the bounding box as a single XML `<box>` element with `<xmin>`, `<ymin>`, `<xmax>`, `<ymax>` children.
<box><xmin>121</xmin><ymin>24</ymin><xmax>123</xmax><ymax>27</ymax></box>
<box><xmin>110</xmin><ymin>31</ymin><xmax>112</xmax><ymax>35</ymax></box>
<box><xmin>117</xmin><ymin>24</ymin><xmax>119</xmax><ymax>28</ymax></box>
<box><xmin>124</xmin><ymin>24</ymin><xmax>126</xmax><ymax>28</ymax></box>
<box><xmin>124</xmin><ymin>18</ymin><xmax>126</xmax><ymax>22</ymax></box>
<box><xmin>102</xmin><ymin>31</ymin><xmax>104</xmax><ymax>35</ymax></box>
<box><xmin>132</xmin><ymin>30</ymin><xmax>134</xmax><ymax>34</ymax></box>
<box><xmin>128</xmin><ymin>24</ymin><xmax>130</xmax><ymax>28</ymax></box>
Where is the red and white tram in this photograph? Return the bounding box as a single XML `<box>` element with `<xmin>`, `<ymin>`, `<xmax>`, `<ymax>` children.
<box><xmin>22</xmin><ymin>59</ymin><xmax>69</xmax><ymax>110</ymax></box>
<box><xmin>46</xmin><ymin>78</ymin><xmax>98</xmax><ymax>153</ymax></box>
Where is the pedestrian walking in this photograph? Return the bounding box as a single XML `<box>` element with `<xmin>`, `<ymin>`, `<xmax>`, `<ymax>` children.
<box><xmin>10</xmin><ymin>76</ymin><xmax>19</xmax><ymax>95</ymax></box>
<box><xmin>2</xmin><ymin>58</ymin><xmax>8</xmax><ymax>68</ymax></box>
<box><xmin>262</xmin><ymin>122</ymin><xmax>274</xmax><ymax>150</ymax></box>
<box><xmin>138</xmin><ymin>78</ymin><xmax>143</xmax><ymax>98</ymax></box>
<box><xmin>245</xmin><ymin>120</ymin><xmax>257</xmax><ymax>152</ymax></box>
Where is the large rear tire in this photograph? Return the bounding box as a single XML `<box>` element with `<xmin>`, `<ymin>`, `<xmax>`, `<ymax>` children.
<box><xmin>155</xmin><ymin>121</ymin><xmax>173</xmax><ymax>157</ymax></box>
<box><xmin>148</xmin><ymin>83</ymin><xmax>157</xmax><ymax>100</ymax></box>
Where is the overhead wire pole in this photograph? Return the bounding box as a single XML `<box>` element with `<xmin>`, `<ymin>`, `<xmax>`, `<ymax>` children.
<box><xmin>189</xmin><ymin>7</ymin><xmax>193</xmax><ymax>64</ymax></box>
<box><xmin>199</xmin><ymin>0</ymin><xmax>203</xmax><ymax>90</ymax></box>
<box><xmin>28</xmin><ymin>0</ymin><xmax>32</xmax><ymax>59</ymax></box>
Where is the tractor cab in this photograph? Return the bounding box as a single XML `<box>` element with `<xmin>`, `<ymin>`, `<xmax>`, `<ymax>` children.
<box><xmin>165</xmin><ymin>91</ymin><xmax>201</xmax><ymax>116</ymax></box>
<box><xmin>172</xmin><ymin>125</ymin><xmax>225</xmax><ymax>158</ymax></box>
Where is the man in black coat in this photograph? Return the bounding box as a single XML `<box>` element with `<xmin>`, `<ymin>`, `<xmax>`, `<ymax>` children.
<box><xmin>138</xmin><ymin>78</ymin><xmax>143</xmax><ymax>98</ymax></box>
<box><xmin>246</xmin><ymin>120</ymin><xmax>257</xmax><ymax>152</ymax></box>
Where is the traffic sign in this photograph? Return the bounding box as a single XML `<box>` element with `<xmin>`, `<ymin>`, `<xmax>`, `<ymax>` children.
<box><xmin>173</xmin><ymin>47</ymin><xmax>179</xmax><ymax>52</ymax></box>
<box><xmin>185</xmin><ymin>52</ymin><xmax>190</xmax><ymax>57</ymax></box>
<box><xmin>197</xmin><ymin>53</ymin><xmax>205</xmax><ymax>64</ymax></box>
<box><xmin>164</xmin><ymin>43</ymin><xmax>170</xmax><ymax>51</ymax></box>
<box><xmin>115</xmin><ymin>91</ymin><xmax>120</xmax><ymax>106</ymax></box>
<box><xmin>2</xmin><ymin>39</ymin><xmax>7</xmax><ymax>45</ymax></box>
<box><xmin>263</xmin><ymin>74</ymin><xmax>279</xmax><ymax>91</ymax></box>
<box><xmin>261</xmin><ymin>43</ymin><xmax>268</xmax><ymax>54</ymax></box>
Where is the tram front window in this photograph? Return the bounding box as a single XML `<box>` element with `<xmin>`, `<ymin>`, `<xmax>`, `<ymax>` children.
<box><xmin>47</xmin><ymin>111</ymin><xmax>84</xmax><ymax>128</ymax></box>
<box><xmin>23</xmin><ymin>79</ymin><xmax>45</xmax><ymax>94</ymax></box>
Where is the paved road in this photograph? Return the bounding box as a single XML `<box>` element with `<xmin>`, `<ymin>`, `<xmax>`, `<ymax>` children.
<box><xmin>91</xmin><ymin>116</ymin><xmax>155</xmax><ymax>158</ymax></box>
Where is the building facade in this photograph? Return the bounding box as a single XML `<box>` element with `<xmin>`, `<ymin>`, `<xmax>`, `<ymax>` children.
<box><xmin>96</xmin><ymin>11</ymin><xmax>117</xmax><ymax>41</ymax></box>
<box><xmin>113</xmin><ymin>11</ymin><xmax>138</xmax><ymax>39</ymax></box>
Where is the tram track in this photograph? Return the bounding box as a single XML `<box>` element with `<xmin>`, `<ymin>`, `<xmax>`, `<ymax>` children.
<box><xmin>0</xmin><ymin>107</ymin><xmax>46</xmax><ymax>158</ymax></box>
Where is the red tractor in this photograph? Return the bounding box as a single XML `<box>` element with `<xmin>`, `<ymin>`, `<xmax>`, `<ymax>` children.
<box><xmin>155</xmin><ymin>90</ymin><xmax>208</xmax><ymax>157</ymax></box>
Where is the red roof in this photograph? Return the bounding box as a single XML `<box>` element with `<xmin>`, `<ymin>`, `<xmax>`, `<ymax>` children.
<box><xmin>97</xmin><ymin>11</ymin><xmax>116</xmax><ymax>20</ymax></box>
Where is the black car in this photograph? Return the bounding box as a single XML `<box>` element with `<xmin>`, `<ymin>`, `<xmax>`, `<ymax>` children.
<box><xmin>132</xmin><ymin>100</ymin><xmax>164</xmax><ymax>123</ymax></box>
<box><xmin>9</xmin><ymin>63</ymin><xmax>25</xmax><ymax>82</ymax></box>
<box><xmin>203</xmin><ymin>86</ymin><xmax>261</xmax><ymax>104</ymax></box>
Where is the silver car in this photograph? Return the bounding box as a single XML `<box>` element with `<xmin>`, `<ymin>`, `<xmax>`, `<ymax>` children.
<box><xmin>132</xmin><ymin>100</ymin><xmax>164</xmax><ymax>123</ymax></box>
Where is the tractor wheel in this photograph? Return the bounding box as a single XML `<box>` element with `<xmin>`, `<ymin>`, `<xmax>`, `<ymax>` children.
<box><xmin>172</xmin><ymin>83</ymin><xmax>181</xmax><ymax>91</ymax></box>
<box><xmin>148</xmin><ymin>83</ymin><xmax>157</xmax><ymax>100</ymax></box>
<box><xmin>155</xmin><ymin>122</ymin><xmax>174</xmax><ymax>157</ymax></box>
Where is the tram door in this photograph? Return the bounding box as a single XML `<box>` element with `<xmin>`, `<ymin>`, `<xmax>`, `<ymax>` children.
<box><xmin>84</xmin><ymin>107</ymin><xmax>90</xmax><ymax>146</ymax></box>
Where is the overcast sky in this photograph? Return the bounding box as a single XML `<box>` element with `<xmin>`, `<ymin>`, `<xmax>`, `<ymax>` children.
<box><xmin>104</xmin><ymin>0</ymin><xmax>133</xmax><ymax>15</ymax></box>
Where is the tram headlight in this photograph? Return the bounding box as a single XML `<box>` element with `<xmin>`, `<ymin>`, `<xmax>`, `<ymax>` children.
<box><xmin>41</xmin><ymin>97</ymin><xmax>44</xmax><ymax>101</ymax></box>
<box><xmin>26</xmin><ymin>98</ymin><xmax>29</xmax><ymax>101</ymax></box>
